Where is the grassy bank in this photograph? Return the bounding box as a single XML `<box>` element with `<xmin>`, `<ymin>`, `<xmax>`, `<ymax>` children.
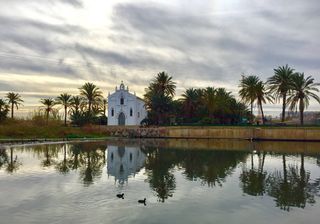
<box><xmin>0</xmin><ymin>120</ymin><xmax>108</xmax><ymax>139</ymax></box>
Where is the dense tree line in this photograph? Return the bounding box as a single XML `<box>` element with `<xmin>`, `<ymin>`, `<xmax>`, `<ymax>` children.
<box><xmin>239</xmin><ymin>65</ymin><xmax>320</xmax><ymax>125</ymax></box>
<box><xmin>144</xmin><ymin>72</ymin><xmax>251</xmax><ymax>125</ymax></box>
<box><xmin>0</xmin><ymin>64</ymin><xmax>319</xmax><ymax>126</ymax></box>
<box><xmin>0</xmin><ymin>82</ymin><xmax>107</xmax><ymax>126</ymax></box>
<box><xmin>145</xmin><ymin>66</ymin><xmax>319</xmax><ymax>126</ymax></box>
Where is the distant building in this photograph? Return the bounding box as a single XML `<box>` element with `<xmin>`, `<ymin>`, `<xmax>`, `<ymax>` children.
<box><xmin>107</xmin><ymin>145</ymin><xmax>146</xmax><ymax>184</ymax></box>
<box><xmin>107</xmin><ymin>81</ymin><xmax>147</xmax><ymax>126</ymax></box>
<box><xmin>280</xmin><ymin>111</ymin><xmax>320</xmax><ymax>124</ymax></box>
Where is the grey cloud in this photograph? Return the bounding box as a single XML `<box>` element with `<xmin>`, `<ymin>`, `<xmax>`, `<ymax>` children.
<box><xmin>75</xmin><ymin>44</ymin><xmax>133</xmax><ymax>66</ymax></box>
<box><xmin>6</xmin><ymin>0</ymin><xmax>83</xmax><ymax>8</ymax></box>
<box><xmin>110</xmin><ymin>2</ymin><xmax>320</xmax><ymax>84</ymax></box>
<box><xmin>58</xmin><ymin>0</ymin><xmax>83</xmax><ymax>8</ymax></box>
<box><xmin>0</xmin><ymin>56</ymin><xmax>78</xmax><ymax>78</ymax></box>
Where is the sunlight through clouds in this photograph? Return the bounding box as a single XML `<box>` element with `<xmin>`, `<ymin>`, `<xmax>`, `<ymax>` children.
<box><xmin>0</xmin><ymin>0</ymin><xmax>319</xmax><ymax>115</ymax></box>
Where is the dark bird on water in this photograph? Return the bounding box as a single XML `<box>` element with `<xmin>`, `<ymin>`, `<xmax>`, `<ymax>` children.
<box><xmin>116</xmin><ymin>193</ymin><xmax>124</xmax><ymax>199</ymax></box>
<box><xmin>138</xmin><ymin>198</ymin><xmax>146</xmax><ymax>205</ymax></box>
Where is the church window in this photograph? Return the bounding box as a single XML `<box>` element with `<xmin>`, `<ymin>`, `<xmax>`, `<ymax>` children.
<box><xmin>111</xmin><ymin>108</ymin><xmax>114</xmax><ymax>116</ymax></box>
<box><xmin>138</xmin><ymin>112</ymin><xmax>140</xmax><ymax>118</ymax></box>
<box><xmin>120</xmin><ymin>97</ymin><xmax>124</xmax><ymax>105</ymax></box>
<box><xmin>130</xmin><ymin>108</ymin><xmax>133</xmax><ymax>116</ymax></box>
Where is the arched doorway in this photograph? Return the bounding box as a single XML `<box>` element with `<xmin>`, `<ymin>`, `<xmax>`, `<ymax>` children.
<box><xmin>118</xmin><ymin>112</ymin><xmax>125</xmax><ymax>125</ymax></box>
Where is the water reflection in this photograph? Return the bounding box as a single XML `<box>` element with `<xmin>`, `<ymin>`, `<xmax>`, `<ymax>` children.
<box><xmin>107</xmin><ymin>145</ymin><xmax>146</xmax><ymax>184</ymax></box>
<box><xmin>0</xmin><ymin>140</ymin><xmax>320</xmax><ymax>212</ymax></box>
<box><xmin>0</xmin><ymin>147</ymin><xmax>22</xmax><ymax>173</ymax></box>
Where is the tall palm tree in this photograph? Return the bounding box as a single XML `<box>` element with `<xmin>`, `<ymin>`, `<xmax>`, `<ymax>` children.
<box><xmin>0</xmin><ymin>99</ymin><xmax>7</xmax><ymax>112</ymax></box>
<box><xmin>56</xmin><ymin>93</ymin><xmax>72</xmax><ymax>126</ymax></box>
<box><xmin>6</xmin><ymin>92</ymin><xmax>23</xmax><ymax>119</ymax></box>
<box><xmin>287</xmin><ymin>73</ymin><xmax>320</xmax><ymax>125</ymax></box>
<box><xmin>268</xmin><ymin>65</ymin><xmax>295</xmax><ymax>122</ymax></box>
<box><xmin>239</xmin><ymin>75</ymin><xmax>260</xmax><ymax>118</ymax></box>
<box><xmin>0</xmin><ymin>99</ymin><xmax>9</xmax><ymax>121</ymax></box>
<box><xmin>255</xmin><ymin>81</ymin><xmax>273</xmax><ymax>124</ymax></box>
<box><xmin>79</xmin><ymin>82</ymin><xmax>103</xmax><ymax>114</ymax></box>
<box><xmin>40</xmin><ymin>98</ymin><xmax>56</xmax><ymax>125</ymax></box>
<box><xmin>239</xmin><ymin>76</ymin><xmax>272</xmax><ymax>124</ymax></box>
<box><xmin>181</xmin><ymin>88</ymin><xmax>200</xmax><ymax>119</ymax></box>
<box><xmin>151</xmin><ymin>71</ymin><xmax>176</xmax><ymax>97</ymax></box>
<box><xmin>70</xmin><ymin>96</ymin><xmax>84</xmax><ymax>114</ymax></box>
<box><xmin>102</xmin><ymin>98</ymin><xmax>107</xmax><ymax>117</ymax></box>
<box><xmin>144</xmin><ymin>72</ymin><xmax>176</xmax><ymax>125</ymax></box>
<box><xmin>203</xmin><ymin>87</ymin><xmax>216</xmax><ymax>118</ymax></box>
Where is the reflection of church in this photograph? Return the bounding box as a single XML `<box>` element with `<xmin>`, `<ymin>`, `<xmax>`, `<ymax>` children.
<box><xmin>107</xmin><ymin>145</ymin><xmax>146</xmax><ymax>184</ymax></box>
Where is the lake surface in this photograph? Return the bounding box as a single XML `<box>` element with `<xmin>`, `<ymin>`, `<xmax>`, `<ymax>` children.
<box><xmin>1</xmin><ymin>139</ymin><xmax>320</xmax><ymax>224</ymax></box>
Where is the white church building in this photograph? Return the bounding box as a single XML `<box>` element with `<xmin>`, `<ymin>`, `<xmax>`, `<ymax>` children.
<box><xmin>107</xmin><ymin>82</ymin><xmax>147</xmax><ymax>126</ymax></box>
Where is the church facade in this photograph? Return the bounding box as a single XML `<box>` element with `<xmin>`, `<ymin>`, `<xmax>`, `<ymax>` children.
<box><xmin>107</xmin><ymin>82</ymin><xmax>147</xmax><ymax>126</ymax></box>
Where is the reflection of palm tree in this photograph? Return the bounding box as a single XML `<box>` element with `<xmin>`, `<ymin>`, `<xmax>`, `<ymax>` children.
<box><xmin>145</xmin><ymin>148</ymin><xmax>176</xmax><ymax>202</ymax></box>
<box><xmin>79</xmin><ymin>149</ymin><xmax>105</xmax><ymax>186</ymax></box>
<box><xmin>41</xmin><ymin>145</ymin><xmax>56</xmax><ymax>167</ymax></box>
<box><xmin>0</xmin><ymin>147</ymin><xmax>8</xmax><ymax>170</ymax></box>
<box><xmin>55</xmin><ymin>145</ymin><xmax>70</xmax><ymax>174</ymax></box>
<box><xmin>267</xmin><ymin>153</ymin><xmax>315</xmax><ymax>211</ymax></box>
<box><xmin>240</xmin><ymin>151</ymin><xmax>267</xmax><ymax>196</ymax></box>
<box><xmin>6</xmin><ymin>148</ymin><xmax>21</xmax><ymax>173</ymax></box>
<box><xmin>70</xmin><ymin>144</ymin><xmax>82</xmax><ymax>170</ymax></box>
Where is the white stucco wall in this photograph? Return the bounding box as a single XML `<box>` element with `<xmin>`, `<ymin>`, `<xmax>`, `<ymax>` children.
<box><xmin>107</xmin><ymin>83</ymin><xmax>147</xmax><ymax>126</ymax></box>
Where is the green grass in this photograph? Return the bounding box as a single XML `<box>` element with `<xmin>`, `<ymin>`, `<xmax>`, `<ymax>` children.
<box><xmin>0</xmin><ymin>119</ymin><xmax>108</xmax><ymax>139</ymax></box>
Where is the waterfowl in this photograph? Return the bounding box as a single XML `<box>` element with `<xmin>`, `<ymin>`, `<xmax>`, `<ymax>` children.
<box><xmin>116</xmin><ymin>193</ymin><xmax>124</xmax><ymax>199</ymax></box>
<box><xmin>138</xmin><ymin>198</ymin><xmax>146</xmax><ymax>205</ymax></box>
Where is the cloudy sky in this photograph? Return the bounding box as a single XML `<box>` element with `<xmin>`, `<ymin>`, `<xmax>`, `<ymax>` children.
<box><xmin>0</xmin><ymin>0</ymin><xmax>319</xmax><ymax>116</ymax></box>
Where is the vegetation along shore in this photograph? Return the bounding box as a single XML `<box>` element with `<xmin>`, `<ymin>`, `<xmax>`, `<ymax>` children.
<box><xmin>0</xmin><ymin>64</ymin><xmax>319</xmax><ymax>140</ymax></box>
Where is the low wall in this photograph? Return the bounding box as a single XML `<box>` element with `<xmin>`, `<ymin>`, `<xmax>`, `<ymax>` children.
<box><xmin>106</xmin><ymin>126</ymin><xmax>320</xmax><ymax>141</ymax></box>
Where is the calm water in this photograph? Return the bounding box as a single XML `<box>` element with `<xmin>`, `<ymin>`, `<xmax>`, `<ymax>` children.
<box><xmin>1</xmin><ymin>139</ymin><xmax>320</xmax><ymax>224</ymax></box>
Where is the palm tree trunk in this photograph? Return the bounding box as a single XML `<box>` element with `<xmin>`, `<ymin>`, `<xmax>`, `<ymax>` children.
<box><xmin>281</xmin><ymin>94</ymin><xmax>286</xmax><ymax>122</ymax></box>
<box><xmin>251</xmin><ymin>152</ymin><xmax>254</xmax><ymax>170</ymax></box>
<box><xmin>46</xmin><ymin>110</ymin><xmax>49</xmax><ymax>125</ymax></box>
<box><xmin>11</xmin><ymin>103</ymin><xmax>14</xmax><ymax>119</ymax></box>
<box><xmin>64</xmin><ymin>105</ymin><xmax>67</xmax><ymax>126</ymax></box>
<box><xmin>299</xmin><ymin>99</ymin><xmax>304</xmax><ymax>125</ymax></box>
<box><xmin>259</xmin><ymin>100</ymin><xmax>265</xmax><ymax>125</ymax></box>
<box><xmin>88</xmin><ymin>101</ymin><xmax>92</xmax><ymax>114</ymax></box>
<box><xmin>250</xmin><ymin>100</ymin><xmax>253</xmax><ymax>117</ymax></box>
<box><xmin>283</xmin><ymin>155</ymin><xmax>287</xmax><ymax>183</ymax></box>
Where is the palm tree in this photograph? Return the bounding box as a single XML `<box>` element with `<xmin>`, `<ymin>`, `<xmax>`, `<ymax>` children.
<box><xmin>287</xmin><ymin>73</ymin><xmax>320</xmax><ymax>125</ymax></box>
<box><xmin>144</xmin><ymin>72</ymin><xmax>176</xmax><ymax>125</ymax></box>
<box><xmin>102</xmin><ymin>98</ymin><xmax>107</xmax><ymax>117</ymax></box>
<box><xmin>79</xmin><ymin>82</ymin><xmax>103</xmax><ymax>114</ymax></box>
<box><xmin>56</xmin><ymin>93</ymin><xmax>72</xmax><ymax>126</ymax></box>
<box><xmin>239</xmin><ymin>75</ymin><xmax>260</xmax><ymax>119</ymax></box>
<box><xmin>0</xmin><ymin>99</ymin><xmax>9</xmax><ymax>121</ymax></box>
<box><xmin>70</xmin><ymin>96</ymin><xmax>84</xmax><ymax>114</ymax></box>
<box><xmin>0</xmin><ymin>99</ymin><xmax>6</xmax><ymax>111</ymax></box>
<box><xmin>151</xmin><ymin>71</ymin><xmax>176</xmax><ymax>97</ymax></box>
<box><xmin>255</xmin><ymin>81</ymin><xmax>273</xmax><ymax>124</ymax></box>
<box><xmin>268</xmin><ymin>65</ymin><xmax>295</xmax><ymax>122</ymax></box>
<box><xmin>40</xmin><ymin>98</ymin><xmax>56</xmax><ymax>125</ymax></box>
<box><xmin>203</xmin><ymin>87</ymin><xmax>216</xmax><ymax>118</ymax></box>
<box><xmin>6</xmin><ymin>92</ymin><xmax>23</xmax><ymax>119</ymax></box>
<box><xmin>181</xmin><ymin>88</ymin><xmax>200</xmax><ymax>120</ymax></box>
